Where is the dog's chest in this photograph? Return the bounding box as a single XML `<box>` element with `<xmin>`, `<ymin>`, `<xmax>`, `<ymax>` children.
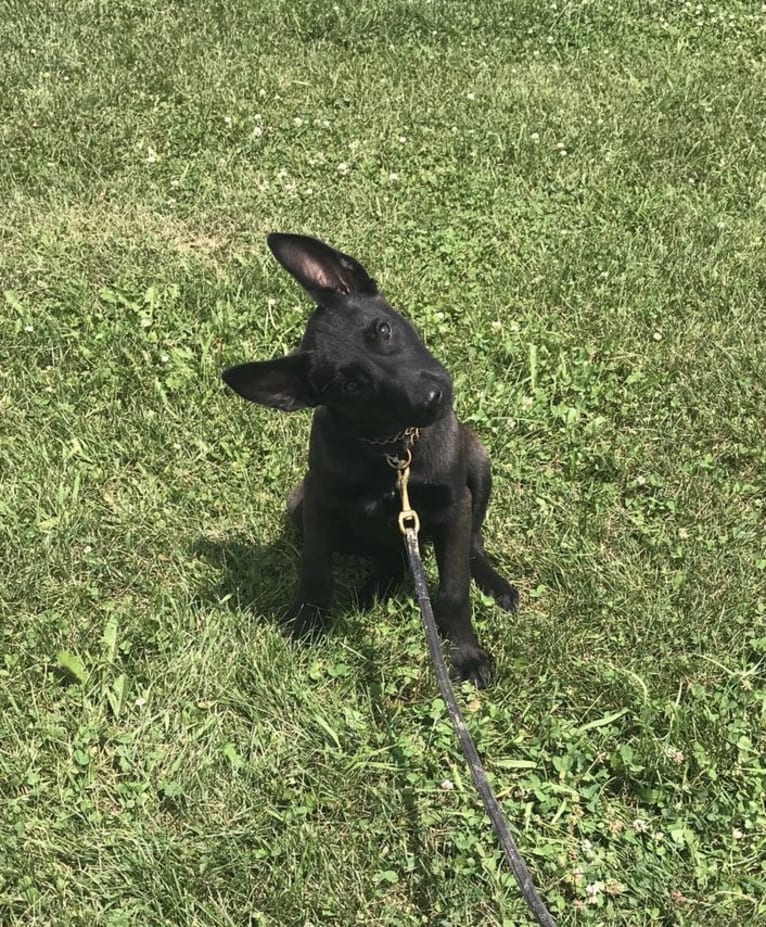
<box><xmin>343</xmin><ymin>476</ymin><xmax>454</xmax><ymax>528</ymax></box>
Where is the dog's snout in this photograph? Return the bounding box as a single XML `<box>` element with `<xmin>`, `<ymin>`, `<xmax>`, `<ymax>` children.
<box><xmin>410</xmin><ymin>371</ymin><xmax>451</xmax><ymax>424</ymax></box>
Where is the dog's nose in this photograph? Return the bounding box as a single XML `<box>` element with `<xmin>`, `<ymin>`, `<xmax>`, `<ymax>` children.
<box><xmin>424</xmin><ymin>385</ymin><xmax>443</xmax><ymax>409</ymax></box>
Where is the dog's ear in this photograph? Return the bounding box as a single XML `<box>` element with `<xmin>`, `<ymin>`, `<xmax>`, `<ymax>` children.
<box><xmin>221</xmin><ymin>354</ymin><xmax>316</xmax><ymax>411</ymax></box>
<box><xmin>267</xmin><ymin>233</ymin><xmax>377</xmax><ymax>302</ymax></box>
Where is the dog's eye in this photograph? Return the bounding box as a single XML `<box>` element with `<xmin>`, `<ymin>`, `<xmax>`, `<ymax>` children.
<box><xmin>377</xmin><ymin>321</ymin><xmax>392</xmax><ymax>339</ymax></box>
<box><xmin>343</xmin><ymin>379</ymin><xmax>362</xmax><ymax>395</ymax></box>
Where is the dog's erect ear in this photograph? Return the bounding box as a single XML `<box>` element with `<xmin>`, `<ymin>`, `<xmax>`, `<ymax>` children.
<box><xmin>221</xmin><ymin>354</ymin><xmax>316</xmax><ymax>412</ymax></box>
<box><xmin>267</xmin><ymin>233</ymin><xmax>377</xmax><ymax>302</ymax></box>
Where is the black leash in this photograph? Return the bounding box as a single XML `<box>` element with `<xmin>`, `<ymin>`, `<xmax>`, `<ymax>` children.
<box><xmin>389</xmin><ymin>450</ymin><xmax>558</xmax><ymax>927</ymax></box>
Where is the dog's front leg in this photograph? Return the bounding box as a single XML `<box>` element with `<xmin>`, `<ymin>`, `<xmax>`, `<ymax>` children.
<box><xmin>432</xmin><ymin>489</ymin><xmax>493</xmax><ymax>687</ymax></box>
<box><xmin>283</xmin><ymin>476</ymin><xmax>332</xmax><ymax>638</ymax></box>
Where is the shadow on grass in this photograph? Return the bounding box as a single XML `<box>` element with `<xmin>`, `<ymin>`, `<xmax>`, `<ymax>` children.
<box><xmin>191</xmin><ymin>527</ymin><xmax>406</xmax><ymax>631</ymax></box>
<box><xmin>191</xmin><ymin>529</ymin><xmax>299</xmax><ymax>624</ymax></box>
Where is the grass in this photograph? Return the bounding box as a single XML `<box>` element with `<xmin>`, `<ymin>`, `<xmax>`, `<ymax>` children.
<box><xmin>1</xmin><ymin>1</ymin><xmax>765</xmax><ymax>924</ymax></box>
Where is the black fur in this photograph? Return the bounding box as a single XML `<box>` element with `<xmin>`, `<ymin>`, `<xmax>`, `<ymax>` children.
<box><xmin>222</xmin><ymin>234</ymin><xmax>518</xmax><ymax>686</ymax></box>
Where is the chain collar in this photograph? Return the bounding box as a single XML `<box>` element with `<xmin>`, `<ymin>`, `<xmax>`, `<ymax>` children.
<box><xmin>359</xmin><ymin>425</ymin><xmax>422</xmax><ymax>447</ymax></box>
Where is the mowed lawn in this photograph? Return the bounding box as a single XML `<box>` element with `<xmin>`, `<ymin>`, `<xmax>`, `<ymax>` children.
<box><xmin>1</xmin><ymin>2</ymin><xmax>764</xmax><ymax>925</ymax></box>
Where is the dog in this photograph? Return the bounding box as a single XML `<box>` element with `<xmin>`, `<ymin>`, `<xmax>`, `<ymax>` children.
<box><xmin>222</xmin><ymin>233</ymin><xmax>518</xmax><ymax>686</ymax></box>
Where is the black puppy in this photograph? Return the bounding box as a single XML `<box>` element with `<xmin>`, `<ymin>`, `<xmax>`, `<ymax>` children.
<box><xmin>223</xmin><ymin>234</ymin><xmax>517</xmax><ymax>686</ymax></box>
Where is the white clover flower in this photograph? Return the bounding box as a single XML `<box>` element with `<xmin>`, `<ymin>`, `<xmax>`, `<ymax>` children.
<box><xmin>585</xmin><ymin>881</ymin><xmax>603</xmax><ymax>903</ymax></box>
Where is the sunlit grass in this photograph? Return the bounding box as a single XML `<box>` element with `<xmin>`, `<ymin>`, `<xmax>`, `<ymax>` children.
<box><xmin>1</xmin><ymin>2</ymin><xmax>764</xmax><ymax>925</ymax></box>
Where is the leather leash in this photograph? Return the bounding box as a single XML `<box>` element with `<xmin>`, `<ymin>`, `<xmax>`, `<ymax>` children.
<box><xmin>386</xmin><ymin>447</ymin><xmax>558</xmax><ymax>927</ymax></box>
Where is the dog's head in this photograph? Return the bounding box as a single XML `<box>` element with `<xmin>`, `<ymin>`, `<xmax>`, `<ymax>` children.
<box><xmin>222</xmin><ymin>234</ymin><xmax>453</xmax><ymax>437</ymax></box>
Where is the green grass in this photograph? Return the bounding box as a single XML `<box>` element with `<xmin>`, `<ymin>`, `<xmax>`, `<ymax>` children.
<box><xmin>1</xmin><ymin>1</ymin><xmax>765</xmax><ymax>924</ymax></box>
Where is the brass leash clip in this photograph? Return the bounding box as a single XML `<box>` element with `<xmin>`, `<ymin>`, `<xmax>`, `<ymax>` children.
<box><xmin>385</xmin><ymin>447</ymin><xmax>420</xmax><ymax>536</ymax></box>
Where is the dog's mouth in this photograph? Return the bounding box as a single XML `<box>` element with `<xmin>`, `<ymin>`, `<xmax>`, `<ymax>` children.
<box><xmin>366</xmin><ymin>401</ymin><xmax>449</xmax><ymax>442</ymax></box>
<box><xmin>406</xmin><ymin>405</ymin><xmax>446</xmax><ymax>430</ymax></box>
<box><xmin>339</xmin><ymin>402</ymin><xmax>446</xmax><ymax>444</ymax></box>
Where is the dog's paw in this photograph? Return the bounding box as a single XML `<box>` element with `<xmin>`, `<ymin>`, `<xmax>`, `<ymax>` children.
<box><xmin>451</xmin><ymin>644</ymin><xmax>494</xmax><ymax>689</ymax></box>
<box><xmin>471</xmin><ymin>558</ymin><xmax>520</xmax><ymax>615</ymax></box>
<box><xmin>494</xmin><ymin>581</ymin><xmax>519</xmax><ymax>614</ymax></box>
<box><xmin>280</xmin><ymin>601</ymin><xmax>325</xmax><ymax>640</ymax></box>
